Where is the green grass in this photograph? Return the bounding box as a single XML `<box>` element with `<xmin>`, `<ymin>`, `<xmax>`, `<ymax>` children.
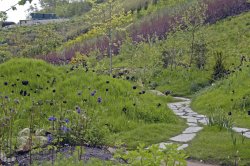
<box><xmin>94</xmin><ymin>12</ymin><xmax>250</xmax><ymax>96</ymax></box>
<box><xmin>192</xmin><ymin>64</ymin><xmax>250</xmax><ymax>128</ymax></box>
<box><xmin>0</xmin><ymin>58</ymin><xmax>186</xmax><ymax>150</ymax></box>
<box><xmin>108</xmin><ymin>122</ymin><xmax>186</xmax><ymax>148</ymax></box>
<box><xmin>187</xmin><ymin>126</ymin><xmax>250</xmax><ymax>166</ymax></box>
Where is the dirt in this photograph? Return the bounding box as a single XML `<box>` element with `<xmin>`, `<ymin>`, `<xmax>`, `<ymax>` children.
<box><xmin>2</xmin><ymin>145</ymin><xmax>112</xmax><ymax>166</ymax></box>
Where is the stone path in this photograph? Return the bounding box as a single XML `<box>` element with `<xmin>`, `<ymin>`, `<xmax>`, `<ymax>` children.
<box><xmin>158</xmin><ymin>97</ymin><xmax>250</xmax><ymax>151</ymax></box>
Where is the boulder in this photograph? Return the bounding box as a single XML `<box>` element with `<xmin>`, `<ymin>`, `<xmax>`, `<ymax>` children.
<box><xmin>33</xmin><ymin>136</ymin><xmax>48</xmax><ymax>147</ymax></box>
<box><xmin>18</xmin><ymin>128</ymin><xmax>30</xmax><ymax>137</ymax></box>
<box><xmin>16</xmin><ymin>136</ymin><xmax>31</xmax><ymax>153</ymax></box>
<box><xmin>35</xmin><ymin>129</ymin><xmax>46</xmax><ymax>136</ymax></box>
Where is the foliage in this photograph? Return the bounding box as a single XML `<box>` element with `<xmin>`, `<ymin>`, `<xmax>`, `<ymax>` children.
<box><xmin>0</xmin><ymin>58</ymin><xmax>185</xmax><ymax>156</ymax></box>
<box><xmin>186</xmin><ymin>126</ymin><xmax>250</xmax><ymax>166</ymax></box>
<box><xmin>212</xmin><ymin>52</ymin><xmax>227</xmax><ymax>81</ymax></box>
<box><xmin>115</xmin><ymin>143</ymin><xmax>188</xmax><ymax>166</ymax></box>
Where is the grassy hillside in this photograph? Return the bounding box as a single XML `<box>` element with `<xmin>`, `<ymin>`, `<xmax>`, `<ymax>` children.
<box><xmin>0</xmin><ymin>58</ymin><xmax>186</xmax><ymax>155</ymax></box>
<box><xmin>192</xmin><ymin>62</ymin><xmax>250</xmax><ymax>128</ymax></box>
<box><xmin>93</xmin><ymin>11</ymin><xmax>249</xmax><ymax>96</ymax></box>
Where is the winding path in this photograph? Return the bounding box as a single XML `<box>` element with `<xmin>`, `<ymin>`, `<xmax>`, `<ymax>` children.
<box><xmin>158</xmin><ymin>97</ymin><xmax>250</xmax><ymax>151</ymax></box>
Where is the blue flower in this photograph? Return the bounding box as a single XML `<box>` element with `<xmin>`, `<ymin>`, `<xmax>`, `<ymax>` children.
<box><xmin>91</xmin><ymin>90</ymin><xmax>97</xmax><ymax>96</ymax></box>
<box><xmin>61</xmin><ymin>126</ymin><xmax>69</xmax><ymax>133</ymax></box>
<box><xmin>48</xmin><ymin>116</ymin><xmax>56</xmax><ymax>121</ymax></box>
<box><xmin>65</xmin><ymin>118</ymin><xmax>69</xmax><ymax>123</ymax></box>
<box><xmin>76</xmin><ymin>106</ymin><xmax>81</xmax><ymax>114</ymax></box>
<box><xmin>97</xmin><ymin>97</ymin><xmax>102</xmax><ymax>103</ymax></box>
<box><xmin>47</xmin><ymin>134</ymin><xmax>53</xmax><ymax>143</ymax></box>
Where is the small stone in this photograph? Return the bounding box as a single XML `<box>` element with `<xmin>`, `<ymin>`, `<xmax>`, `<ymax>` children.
<box><xmin>170</xmin><ymin>133</ymin><xmax>196</xmax><ymax>143</ymax></box>
<box><xmin>177</xmin><ymin>144</ymin><xmax>189</xmax><ymax>150</ymax></box>
<box><xmin>183</xmin><ymin>127</ymin><xmax>203</xmax><ymax>134</ymax></box>
<box><xmin>232</xmin><ymin>127</ymin><xmax>249</xmax><ymax>133</ymax></box>
<box><xmin>107</xmin><ymin>147</ymin><xmax>116</xmax><ymax>154</ymax></box>
<box><xmin>243</xmin><ymin>132</ymin><xmax>250</xmax><ymax>138</ymax></box>
<box><xmin>187</xmin><ymin>118</ymin><xmax>197</xmax><ymax>123</ymax></box>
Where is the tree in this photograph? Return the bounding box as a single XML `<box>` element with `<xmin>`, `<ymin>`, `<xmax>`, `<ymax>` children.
<box><xmin>84</xmin><ymin>0</ymin><xmax>132</xmax><ymax>76</ymax></box>
<box><xmin>182</xmin><ymin>0</ymin><xmax>207</xmax><ymax>67</ymax></box>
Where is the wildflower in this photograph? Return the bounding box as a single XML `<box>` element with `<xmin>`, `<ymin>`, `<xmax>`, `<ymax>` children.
<box><xmin>22</xmin><ymin>80</ymin><xmax>29</xmax><ymax>86</ymax></box>
<box><xmin>14</xmin><ymin>99</ymin><xmax>20</xmax><ymax>104</ymax></box>
<box><xmin>76</xmin><ymin>106</ymin><xmax>81</xmax><ymax>114</ymax></box>
<box><xmin>4</xmin><ymin>82</ymin><xmax>8</xmax><ymax>86</ymax></box>
<box><xmin>91</xmin><ymin>90</ymin><xmax>96</xmax><ymax>96</ymax></box>
<box><xmin>65</xmin><ymin>119</ymin><xmax>69</xmax><ymax>123</ymax></box>
<box><xmin>48</xmin><ymin>116</ymin><xmax>57</xmax><ymax>121</ymax></box>
<box><xmin>77</xmin><ymin>91</ymin><xmax>82</xmax><ymax>96</ymax></box>
<box><xmin>122</xmin><ymin>107</ymin><xmax>127</xmax><ymax>113</ymax></box>
<box><xmin>47</xmin><ymin>134</ymin><xmax>53</xmax><ymax>143</ymax></box>
<box><xmin>97</xmin><ymin>97</ymin><xmax>102</xmax><ymax>103</ymax></box>
<box><xmin>61</xmin><ymin>126</ymin><xmax>69</xmax><ymax>133</ymax></box>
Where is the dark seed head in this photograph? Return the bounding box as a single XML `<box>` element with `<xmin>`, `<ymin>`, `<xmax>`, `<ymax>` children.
<box><xmin>52</xmin><ymin>89</ymin><xmax>56</xmax><ymax>93</ymax></box>
<box><xmin>4</xmin><ymin>82</ymin><xmax>8</xmax><ymax>86</ymax></box>
<box><xmin>22</xmin><ymin>80</ymin><xmax>29</xmax><ymax>86</ymax></box>
<box><xmin>228</xmin><ymin>112</ymin><xmax>232</xmax><ymax>116</ymax></box>
<box><xmin>106</xmin><ymin>81</ymin><xmax>110</xmax><ymax>84</ymax></box>
<box><xmin>132</xmin><ymin>86</ymin><xmax>137</xmax><ymax>90</ymax></box>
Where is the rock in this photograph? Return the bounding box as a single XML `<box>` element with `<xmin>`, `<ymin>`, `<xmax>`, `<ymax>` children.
<box><xmin>177</xmin><ymin>144</ymin><xmax>189</xmax><ymax>150</ymax></box>
<box><xmin>232</xmin><ymin>127</ymin><xmax>249</xmax><ymax>133</ymax></box>
<box><xmin>18</xmin><ymin>128</ymin><xmax>30</xmax><ymax>137</ymax></box>
<box><xmin>170</xmin><ymin>133</ymin><xmax>196</xmax><ymax>143</ymax></box>
<box><xmin>187</xmin><ymin>118</ymin><xmax>197</xmax><ymax>123</ymax></box>
<box><xmin>148</xmin><ymin>90</ymin><xmax>165</xmax><ymax>96</ymax></box>
<box><xmin>16</xmin><ymin>136</ymin><xmax>31</xmax><ymax>153</ymax></box>
<box><xmin>35</xmin><ymin>129</ymin><xmax>46</xmax><ymax>136</ymax></box>
<box><xmin>34</xmin><ymin>136</ymin><xmax>48</xmax><ymax>147</ymax></box>
<box><xmin>183</xmin><ymin>127</ymin><xmax>203</xmax><ymax>134</ymax></box>
<box><xmin>107</xmin><ymin>147</ymin><xmax>116</xmax><ymax>154</ymax></box>
<box><xmin>243</xmin><ymin>132</ymin><xmax>250</xmax><ymax>138</ymax></box>
<box><xmin>159</xmin><ymin>142</ymin><xmax>172</xmax><ymax>149</ymax></box>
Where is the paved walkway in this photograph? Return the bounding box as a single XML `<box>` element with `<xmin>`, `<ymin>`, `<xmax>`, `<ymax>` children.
<box><xmin>158</xmin><ymin>97</ymin><xmax>250</xmax><ymax>151</ymax></box>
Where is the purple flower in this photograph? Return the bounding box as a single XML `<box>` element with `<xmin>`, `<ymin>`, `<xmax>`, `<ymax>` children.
<box><xmin>76</xmin><ymin>106</ymin><xmax>81</xmax><ymax>114</ymax></box>
<box><xmin>48</xmin><ymin>116</ymin><xmax>57</xmax><ymax>121</ymax></box>
<box><xmin>61</xmin><ymin>126</ymin><xmax>69</xmax><ymax>133</ymax></box>
<box><xmin>91</xmin><ymin>90</ymin><xmax>97</xmax><ymax>96</ymax></box>
<box><xmin>97</xmin><ymin>97</ymin><xmax>102</xmax><ymax>103</ymax></box>
<box><xmin>47</xmin><ymin>134</ymin><xmax>53</xmax><ymax>143</ymax></box>
<box><xmin>65</xmin><ymin>118</ymin><xmax>69</xmax><ymax>123</ymax></box>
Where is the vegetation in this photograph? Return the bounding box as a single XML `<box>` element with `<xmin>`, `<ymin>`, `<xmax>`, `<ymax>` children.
<box><xmin>0</xmin><ymin>0</ymin><xmax>250</xmax><ymax>165</ymax></box>
<box><xmin>0</xmin><ymin>58</ymin><xmax>186</xmax><ymax>156</ymax></box>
